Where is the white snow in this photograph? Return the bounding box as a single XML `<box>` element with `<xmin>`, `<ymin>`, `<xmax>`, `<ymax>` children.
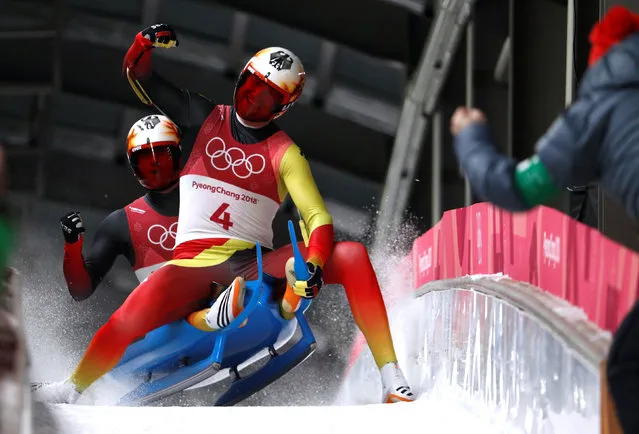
<box><xmin>48</xmin><ymin>396</ymin><xmax>513</xmax><ymax>434</ymax></box>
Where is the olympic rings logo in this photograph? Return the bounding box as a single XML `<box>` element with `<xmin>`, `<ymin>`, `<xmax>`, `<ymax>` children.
<box><xmin>147</xmin><ymin>222</ymin><xmax>178</xmax><ymax>251</ymax></box>
<box><xmin>205</xmin><ymin>137</ymin><xmax>266</xmax><ymax>179</ymax></box>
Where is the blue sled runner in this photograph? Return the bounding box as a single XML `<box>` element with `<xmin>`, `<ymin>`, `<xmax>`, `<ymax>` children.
<box><xmin>107</xmin><ymin>221</ymin><xmax>316</xmax><ymax>406</ymax></box>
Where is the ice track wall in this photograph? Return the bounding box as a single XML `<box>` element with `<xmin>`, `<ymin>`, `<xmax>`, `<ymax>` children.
<box><xmin>348</xmin><ymin>203</ymin><xmax>638</xmax><ymax>367</ymax></box>
<box><xmin>339</xmin><ymin>276</ymin><xmax>610</xmax><ymax>432</ymax></box>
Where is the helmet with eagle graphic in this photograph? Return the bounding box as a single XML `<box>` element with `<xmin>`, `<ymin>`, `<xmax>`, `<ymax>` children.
<box><xmin>233</xmin><ymin>47</ymin><xmax>306</xmax><ymax>124</ymax></box>
<box><xmin>126</xmin><ymin>114</ymin><xmax>182</xmax><ymax>191</ymax></box>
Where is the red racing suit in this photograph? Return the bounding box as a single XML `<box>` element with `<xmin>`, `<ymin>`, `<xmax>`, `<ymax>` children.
<box><xmin>66</xmin><ymin>33</ymin><xmax>397</xmax><ymax>392</ymax></box>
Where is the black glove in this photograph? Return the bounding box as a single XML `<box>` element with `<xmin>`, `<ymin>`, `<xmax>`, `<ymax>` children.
<box><xmin>60</xmin><ymin>211</ymin><xmax>85</xmax><ymax>244</ymax></box>
<box><xmin>123</xmin><ymin>24</ymin><xmax>178</xmax><ymax>81</ymax></box>
<box><xmin>293</xmin><ymin>262</ymin><xmax>323</xmax><ymax>299</ymax></box>
<box><xmin>141</xmin><ymin>23</ymin><xmax>179</xmax><ymax>48</ymax></box>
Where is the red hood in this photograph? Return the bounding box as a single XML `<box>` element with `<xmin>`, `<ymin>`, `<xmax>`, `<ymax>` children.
<box><xmin>589</xmin><ymin>6</ymin><xmax>639</xmax><ymax>66</ymax></box>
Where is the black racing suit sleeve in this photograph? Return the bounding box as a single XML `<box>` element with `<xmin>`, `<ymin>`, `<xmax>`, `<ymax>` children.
<box><xmin>135</xmin><ymin>73</ymin><xmax>215</xmax><ymax>162</ymax></box>
<box><xmin>63</xmin><ymin>209</ymin><xmax>134</xmax><ymax>300</ymax></box>
<box><xmin>607</xmin><ymin>299</ymin><xmax>639</xmax><ymax>433</ymax></box>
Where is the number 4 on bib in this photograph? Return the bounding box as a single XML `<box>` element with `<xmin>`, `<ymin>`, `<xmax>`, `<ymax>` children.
<box><xmin>211</xmin><ymin>203</ymin><xmax>234</xmax><ymax>230</ymax></box>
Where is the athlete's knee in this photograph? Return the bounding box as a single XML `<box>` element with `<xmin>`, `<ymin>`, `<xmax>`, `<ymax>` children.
<box><xmin>331</xmin><ymin>241</ymin><xmax>371</xmax><ymax>267</ymax></box>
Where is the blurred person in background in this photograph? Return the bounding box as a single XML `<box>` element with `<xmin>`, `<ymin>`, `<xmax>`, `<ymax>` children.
<box><xmin>606</xmin><ymin>299</ymin><xmax>639</xmax><ymax>433</ymax></box>
<box><xmin>449</xmin><ymin>6</ymin><xmax>639</xmax><ymax>432</ymax></box>
<box><xmin>58</xmin><ymin>114</ymin><xmax>181</xmax><ymax>302</ymax></box>
<box><xmin>0</xmin><ymin>144</ymin><xmax>23</xmax><ymax>434</ymax></box>
<box><xmin>449</xmin><ymin>5</ymin><xmax>639</xmax><ymax>222</ymax></box>
<box><xmin>0</xmin><ymin>144</ymin><xmax>16</xmax><ymax>374</ymax></box>
<box><xmin>0</xmin><ymin>145</ymin><xmax>12</xmax><ymax>291</ymax></box>
<box><xmin>31</xmin><ymin>24</ymin><xmax>415</xmax><ymax>405</ymax></box>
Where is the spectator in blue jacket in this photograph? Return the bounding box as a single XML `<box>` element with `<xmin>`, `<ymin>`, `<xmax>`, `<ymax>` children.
<box><xmin>450</xmin><ymin>5</ymin><xmax>639</xmax><ymax>221</ymax></box>
<box><xmin>452</xmin><ymin>7</ymin><xmax>639</xmax><ymax>432</ymax></box>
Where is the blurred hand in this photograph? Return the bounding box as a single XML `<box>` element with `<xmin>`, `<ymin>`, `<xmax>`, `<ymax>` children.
<box><xmin>450</xmin><ymin>107</ymin><xmax>487</xmax><ymax>136</ymax></box>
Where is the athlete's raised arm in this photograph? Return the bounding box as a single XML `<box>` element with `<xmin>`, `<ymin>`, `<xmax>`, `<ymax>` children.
<box><xmin>122</xmin><ymin>24</ymin><xmax>214</xmax><ymax>142</ymax></box>
<box><xmin>61</xmin><ymin>210</ymin><xmax>133</xmax><ymax>301</ymax></box>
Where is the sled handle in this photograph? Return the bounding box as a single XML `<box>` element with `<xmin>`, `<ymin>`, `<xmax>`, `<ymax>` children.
<box><xmin>287</xmin><ymin>220</ymin><xmax>310</xmax><ymax>281</ymax></box>
<box><xmin>256</xmin><ymin>239</ymin><xmax>263</xmax><ymax>283</ymax></box>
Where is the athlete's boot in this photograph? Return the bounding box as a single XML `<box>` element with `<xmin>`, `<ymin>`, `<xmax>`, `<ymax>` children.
<box><xmin>31</xmin><ymin>378</ymin><xmax>81</xmax><ymax>404</ymax></box>
<box><xmin>205</xmin><ymin>276</ymin><xmax>247</xmax><ymax>330</ymax></box>
<box><xmin>380</xmin><ymin>362</ymin><xmax>415</xmax><ymax>403</ymax></box>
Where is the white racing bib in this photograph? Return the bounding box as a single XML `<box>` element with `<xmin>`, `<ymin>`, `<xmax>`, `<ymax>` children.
<box><xmin>176</xmin><ymin>174</ymin><xmax>280</xmax><ymax>249</ymax></box>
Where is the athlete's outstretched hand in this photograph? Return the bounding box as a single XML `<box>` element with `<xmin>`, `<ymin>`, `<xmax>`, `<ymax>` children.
<box><xmin>60</xmin><ymin>211</ymin><xmax>85</xmax><ymax>244</ymax></box>
<box><xmin>292</xmin><ymin>262</ymin><xmax>323</xmax><ymax>299</ymax></box>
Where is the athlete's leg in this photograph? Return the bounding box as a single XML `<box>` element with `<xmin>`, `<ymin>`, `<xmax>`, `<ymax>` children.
<box><xmin>187</xmin><ymin>276</ymin><xmax>248</xmax><ymax>331</ymax></box>
<box><xmin>259</xmin><ymin>242</ymin><xmax>397</xmax><ymax>367</ymax></box>
<box><xmin>323</xmin><ymin>242</ymin><xmax>398</xmax><ymax>367</ymax></box>
<box><xmin>69</xmin><ymin>264</ymin><xmax>228</xmax><ymax>392</ymax></box>
<box><xmin>324</xmin><ymin>242</ymin><xmax>413</xmax><ymax>402</ymax></box>
<box><xmin>257</xmin><ymin>241</ymin><xmax>413</xmax><ymax>402</ymax></box>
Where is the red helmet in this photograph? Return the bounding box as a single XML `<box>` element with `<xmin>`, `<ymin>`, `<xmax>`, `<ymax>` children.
<box><xmin>234</xmin><ymin>47</ymin><xmax>305</xmax><ymax>124</ymax></box>
<box><xmin>126</xmin><ymin>115</ymin><xmax>181</xmax><ymax>191</ymax></box>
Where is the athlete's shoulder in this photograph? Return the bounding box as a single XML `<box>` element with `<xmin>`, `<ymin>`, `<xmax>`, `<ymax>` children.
<box><xmin>200</xmin><ymin>104</ymin><xmax>229</xmax><ymax>125</ymax></box>
<box><xmin>124</xmin><ymin>196</ymin><xmax>150</xmax><ymax>215</ymax></box>
<box><xmin>282</xmin><ymin>142</ymin><xmax>308</xmax><ymax>160</ymax></box>
<box><xmin>97</xmin><ymin>208</ymin><xmax>129</xmax><ymax>238</ymax></box>
<box><xmin>274</xmin><ymin>141</ymin><xmax>312</xmax><ymax>177</ymax></box>
<box><xmin>267</xmin><ymin>125</ymin><xmax>297</xmax><ymax>150</ymax></box>
<box><xmin>104</xmin><ymin>207</ymin><xmax>127</xmax><ymax>223</ymax></box>
<box><xmin>93</xmin><ymin>207</ymin><xmax>133</xmax><ymax>260</ymax></box>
